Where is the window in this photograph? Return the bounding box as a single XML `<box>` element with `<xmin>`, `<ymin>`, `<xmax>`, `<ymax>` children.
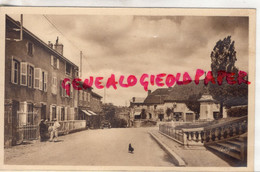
<box><xmin>70</xmin><ymin>84</ymin><xmax>73</xmax><ymax>98</ymax></box>
<box><xmin>60</xmin><ymin>80</ymin><xmax>66</xmax><ymax>97</ymax></box>
<box><xmin>50</xmin><ymin>105</ymin><xmax>57</xmax><ymax>120</ymax></box>
<box><xmin>66</xmin><ymin>62</ymin><xmax>72</xmax><ymax>76</ymax></box>
<box><xmin>34</xmin><ymin>68</ymin><xmax>41</xmax><ymax>89</ymax></box>
<box><xmin>61</xmin><ymin>107</ymin><xmax>65</xmax><ymax>121</ymax></box>
<box><xmin>84</xmin><ymin>92</ymin><xmax>87</xmax><ymax>101</ymax></box>
<box><xmin>20</xmin><ymin>62</ymin><xmax>28</xmax><ymax>86</ymax></box>
<box><xmin>51</xmin><ymin>76</ymin><xmax>57</xmax><ymax>95</ymax></box>
<box><xmin>88</xmin><ymin>92</ymin><xmax>90</xmax><ymax>102</ymax></box>
<box><xmin>51</xmin><ymin>55</ymin><xmax>59</xmax><ymax>69</ymax></box>
<box><xmin>79</xmin><ymin>90</ymin><xmax>83</xmax><ymax>101</ymax></box>
<box><xmin>27</xmin><ymin>42</ymin><xmax>34</xmax><ymax>56</ymax></box>
<box><xmin>28</xmin><ymin>66</ymin><xmax>34</xmax><ymax>88</ymax></box>
<box><xmin>27</xmin><ymin>103</ymin><xmax>33</xmax><ymax>124</ymax></box>
<box><xmin>42</xmin><ymin>71</ymin><xmax>48</xmax><ymax>92</ymax></box>
<box><xmin>11</xmin><ymin>59</ymin><xmax>19</xmax><ymax>84</ymax></box>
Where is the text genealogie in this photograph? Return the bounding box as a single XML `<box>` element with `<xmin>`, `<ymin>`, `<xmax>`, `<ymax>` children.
<box><xmin>62</xmin><ymin>69</ymin><xmax>251</xmax><ymax>96</ymax></box>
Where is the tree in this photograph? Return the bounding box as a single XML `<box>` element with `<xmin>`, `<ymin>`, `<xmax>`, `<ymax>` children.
<box><xmin>209</xmin><ymin>36</ymin><xmax>248</xmax><ymax>118</ymax></box>
<box><xmin>166</xmin><ymin>108</ymin><xmax>173</xmax><ymax>120</ymax></box>
<box><xmin>185</xmin><ymin>94</ymin><xmax>203</xmax><ymax>120</ymax></box>
<box><xmin>211</xmin><ymin>36</ymin><xmax>238</xmax><ymax>77</ymax></box>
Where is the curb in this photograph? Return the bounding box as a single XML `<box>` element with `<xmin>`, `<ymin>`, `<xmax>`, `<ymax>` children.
<box><xmin>149</xmin><ymin>131</ymin><xmax>186</xmax><ymax>167</ymax></box>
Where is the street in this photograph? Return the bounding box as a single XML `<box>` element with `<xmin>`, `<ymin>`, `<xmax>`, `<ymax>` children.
<box><xmin>5</xmin><ymin>127</ymin><xmax>175</xmax><ymax>166</ymax></box>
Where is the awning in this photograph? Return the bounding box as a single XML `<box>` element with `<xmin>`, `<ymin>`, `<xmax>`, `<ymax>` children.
<box><xmin>81</xmin><ymin>110</ymin><xmax>98</xmax><ymax>116</ymax></box>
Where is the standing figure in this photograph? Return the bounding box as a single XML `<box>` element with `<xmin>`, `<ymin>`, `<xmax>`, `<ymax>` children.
<box><xmin>49</xmin><ymin>118</ymin><xmax>60</xmax><ymax>142</ymax></box>
<box><xmin>128</xmin><ymin>143</ymin><xmax>134</xmax><ymax>153</ymax></box>
<box><xmin>39</xmin><ymin>119</ymin><xmax>46</xmax><ymax>142</ymax></box>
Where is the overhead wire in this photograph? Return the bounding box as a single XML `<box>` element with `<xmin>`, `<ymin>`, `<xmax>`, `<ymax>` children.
<box><xmin>42</xmin><ymin>14</ymin><xmax>93</xmax><ymax>73</ymax></box>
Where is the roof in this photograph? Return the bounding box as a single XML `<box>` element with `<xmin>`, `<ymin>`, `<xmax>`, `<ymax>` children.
<box><xmin>6</xmin><ymin>15</ymin><xmax>78</xmax><ymax>69</ymax></box>
<box><xmin>144</xmin><ymin>88</ymin><xmax>173</xmax><ymax>104</ymax></box>
<box><xmin>165</xmin><ymin>81</ymin><xmax>205</xmax><ymax>102</ymax></box>
<box><xmin>91</xmin><ymin>91</ymin><xmax>103</xmax><ymax>99</ymax></box>
<box><xmin>130</xmin><ymin>97</ymin><xmax>145</xmax><ymax>104</ymax></box>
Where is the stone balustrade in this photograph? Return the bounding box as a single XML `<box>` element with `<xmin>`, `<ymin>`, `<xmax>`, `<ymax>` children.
<box><xmin>159</xmin><ymin>116</ymin><xmax>248</xmax><ymax>148</ymax></box>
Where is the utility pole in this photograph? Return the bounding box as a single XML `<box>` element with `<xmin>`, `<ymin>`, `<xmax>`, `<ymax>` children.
<box><xmin>80</xmin><ymin>51</ymin><xmax>82</xmax><ymax>77</ymax></box>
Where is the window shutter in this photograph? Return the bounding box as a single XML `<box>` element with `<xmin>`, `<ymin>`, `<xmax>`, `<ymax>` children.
<box><xmin>60</xmin><ymin>80</ymin><xmax>63</xmax><ymax>97</ymax></box>
<box><xmin>70</xmin><ymin>84</ymin><xmax>73</xmax><ymax>98</ymax></box>
<box><xmin>57</xmin><ymin>59</ymin><xmax>59</xmax><ymax>69</ymax></box>
<box><xmin>32</xmin><ymin>44</ymin><xmax>35</xmax><ymax>56</ymax></box>
<box><xmin>65</xmin><ymin>107</ymin><xmax>68</xmax><ymax>121</ymax></box>
<box><xmin>11</xmin><ymin>57</ymin><xmax>14</xmax><ymax>83</ymax></box>
<box><xmin>51</xmin><ymin>55</ymin><xmax>54</xmax><ymax>66</ymax></box>
<box><xmin>44</xmin><ymin>72</ymin><xmax>48</xmax><ymax>92</ymax></box>
<box><xmin>50</xmin><ymin>105</ymin><xmax>52</xmax><ymax>121</ymax></box>
<box><xmin>56</xmin><ymin>106</ymin><xmax>60</xmax><ymax>121</ymax></box>
<box><xmin>34</xmin><ymin>68</ymin><xmax>40</xmax><ymax>89</ymax></box>
<box><xmin>39</xmin><ymin>69</ymin><xmax>42</xmax><ymax>90</ymax></box>
<box><xmin>20</xmin><ymin>62</ymin><xmax>27</xmax><ymax>86</ymax></box>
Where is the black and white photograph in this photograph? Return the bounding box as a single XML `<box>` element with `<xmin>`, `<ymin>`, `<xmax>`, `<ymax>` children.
<box><xmin>0</xmin><ymin>7</ymin><xmax>256</xmax><ymax>171</ymax></box>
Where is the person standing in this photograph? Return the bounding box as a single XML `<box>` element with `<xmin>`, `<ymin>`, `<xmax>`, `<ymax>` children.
<box><xmin>49</xmin><ymin>118</ymin><xmax>60</xmax><ymax>142</ymax></box>
<box><xmin>39</xmin><ymin>119</ymin><xmax>46</xmax><ymax>142</ymax></box>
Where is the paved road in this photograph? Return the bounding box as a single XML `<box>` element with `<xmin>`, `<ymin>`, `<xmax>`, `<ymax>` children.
<box><xmin>5</xmin><ymin>127</ymin><xmax>175</xmax><ymax>166</ymax></box>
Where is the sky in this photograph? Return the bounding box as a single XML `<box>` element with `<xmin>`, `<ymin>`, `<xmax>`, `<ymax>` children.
<box><xmin>8</xmin><ymin>14</ymin><xmax>249</xmax><ymax>106</ymax></box>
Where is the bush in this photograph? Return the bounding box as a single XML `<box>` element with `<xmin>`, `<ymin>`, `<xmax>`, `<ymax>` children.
<box><xmin>227</xmin><ymin>106</ymin><xmax>248</xmax><ymax>117</ymax></box>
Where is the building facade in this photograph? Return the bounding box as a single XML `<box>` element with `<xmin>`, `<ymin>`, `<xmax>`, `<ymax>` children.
<box><xmin>4</xmin><ymin>15</ymin><xmax>80</xmax><ymax>147</ymax></box>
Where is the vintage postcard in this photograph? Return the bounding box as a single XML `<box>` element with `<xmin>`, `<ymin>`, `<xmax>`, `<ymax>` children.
<box><xmin>0</xmin><ymin>7</ymin><xmax>256</xmax><ymax>171</ymax></box>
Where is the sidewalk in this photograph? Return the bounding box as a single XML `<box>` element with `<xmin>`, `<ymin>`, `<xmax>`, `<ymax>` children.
<box><xmin>150</xmin><ymin>130</ymin><xmax>232</xmax><ymax>167</ymax></box>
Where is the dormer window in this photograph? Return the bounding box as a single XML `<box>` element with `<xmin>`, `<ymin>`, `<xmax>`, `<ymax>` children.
<box><xmin>65</xmin><ymin>62</ymin><xmax>72</xmax><ymax>76</ymax></box>
<box><xmin>27</xmin><ymin>42</ymin><xmax>34</xmax><ymax>56</ymax></box>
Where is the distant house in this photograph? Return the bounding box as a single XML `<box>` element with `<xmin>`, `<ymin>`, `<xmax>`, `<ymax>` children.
<box><xmin>129</xmin><ymin>97</ymin><xmax>146</xmax><ymax>120</ymax></box>
<box><xmin>77</xmin><ymin>82</ymin><xmax>102</xmax><ymax>129</ymax></box>
<box><xmin>144</xmin><ymin>88</ymin><xmax>173</xmax><ymax>121</ymax></box>
<box><xmin>130</xmin><ymin>81</ymin><xmax>236</xmax><ymax>122</ymax></box>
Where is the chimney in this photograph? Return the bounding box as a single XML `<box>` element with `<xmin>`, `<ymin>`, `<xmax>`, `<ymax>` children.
<box><xmin>48</xmin><ymin>41</ymin><xmax>53</xmax><ymax>48</ymax></box>
<box><xmin>54</xmin><ymin>36</ymin><xmax>64</xmax><ymax>55</ymax></box>
<box><xmin>132</xmin><ymin>97</ymin><xmax>135</xmax><ymax>103</ymax></box>
<box><xmin>148</xmin><ymin>90</ymin><xmax>151</xmax><ymax>96</ymax></box>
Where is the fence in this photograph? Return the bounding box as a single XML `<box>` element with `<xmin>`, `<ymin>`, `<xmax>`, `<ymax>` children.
<box><xmin>48</xmin><ymin>120</ymin><xmax>86</xmax><ymax>135</ymax></box>
<box><xmin>159</xmin><ymin>116</ymin><xmax>248</xmax><ymax>147</ymax></box>
<box><xmin>17</xmin><ymin>124</ymin><xmax>39</xmax><ymax>141</ymax></box>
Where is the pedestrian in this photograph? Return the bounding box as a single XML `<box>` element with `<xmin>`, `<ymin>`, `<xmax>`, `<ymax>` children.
<box><xmin>39</xmin><ymin>119</ymin><xmax>46</xmax><ymax>142</ymax></box>
<box><xmin>49</xmin><ymin>118</ymin><xmax>60</xmax><ymax>142</ymax></box>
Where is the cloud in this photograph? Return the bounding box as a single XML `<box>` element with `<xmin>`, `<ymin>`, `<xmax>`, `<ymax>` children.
<box><xmin>8</xmin><ymin>14</ymin><xmax>249</xmax><ymax>106</ymax></box>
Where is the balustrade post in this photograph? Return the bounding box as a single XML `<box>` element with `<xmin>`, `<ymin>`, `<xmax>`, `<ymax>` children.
<box><xmin>220</xmin><ymin>127</ymin><xmax>225</xmax><ymax>140</ymax></box>
<box><xmin>193</xmin><ymin>132</ymin><xmax>196</xmax><ymax>142</ymax></box>
<box><xmin>198</xmin><ymin>131</ymin><xmax>202</xmax><ymax>142</ymax></box>
<box><xmin>215</xmin><ymin>128</ymin><xmax>219</xmax><ymax>141</ymax></box>
<box><xmin>232</xmin><ymin>124</ymin><xmax>237</xmax><ymax>136</ymax></box>
<box><xmin>209</xmin><ymin>130</ymin><xmax>213</xmax><ymax>142</ymax></box>
<box><xmin>183</xmin><ymin>132</ymin><xmax>187</xmax><ymax>148</ymax></box>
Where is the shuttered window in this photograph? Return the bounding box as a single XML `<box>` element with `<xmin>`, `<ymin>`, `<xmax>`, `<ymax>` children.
<box><xmin>11</xmin><ymin>58</ymin><xmax>19</xmax><ymax>84</ymax></box>
<box><xmin>20</xmin><ymin>62</ymin><xmax>27</xmax><ymax>86</ymax></box>
<box><xmin>42</xmin><ymin>71</ymin><xmax>48</xmax><ymax>92</ymax></box>
<box><xmin>28</xmin><ymin>66</ymin><xmax>34</xmax><ymax>88</ymax></box>
<box><xmin>34</xmin><ymin>68</ymin><xmax>41</xmax><ymax>89</ymax></box>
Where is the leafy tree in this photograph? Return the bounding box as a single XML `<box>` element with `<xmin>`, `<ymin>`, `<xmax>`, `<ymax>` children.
<box><xmin>211</xmin><ymin>36</ymin><xmax>238</xmax><ymax>77</ymax></box>
<box><xmin>185</xmin><ymin>94</ymin><xmax>203</xmax><ymax>120</ymax></box>
<box><xmin>209</xmin><ymin>36</ymin><xmax>248</xmax><ymax>118</ymax></box>
<box><xmin>166</xmin><ymin>108</ymin><xmax>173</xmax><ymax>120</ymax></box>
<box><xmin>102</xmin><ymin>103</ymin><xmax>116</xmax><ymax>122</ymax></box>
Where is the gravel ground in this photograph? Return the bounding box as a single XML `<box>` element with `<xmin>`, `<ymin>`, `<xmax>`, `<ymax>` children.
<box><xmin>5</xmin><ymin>127</ymin><xmax>175</xmax><ymax>167</ymax></box>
